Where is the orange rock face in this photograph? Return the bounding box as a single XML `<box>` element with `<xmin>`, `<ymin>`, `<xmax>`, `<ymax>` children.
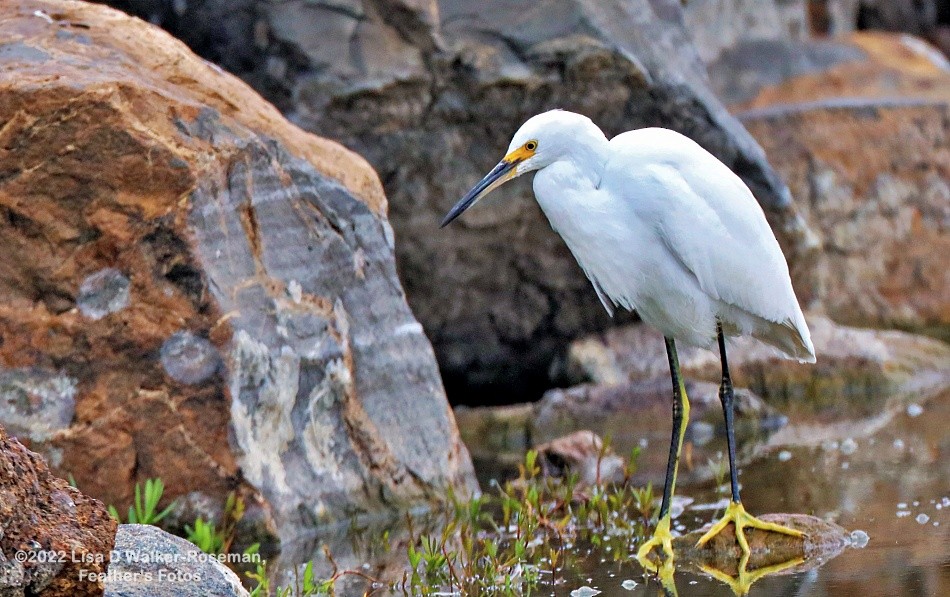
<box><xmin>0</xmin><ymin>0</ymin><xmax>475</xmax><ymax>543</ymax></box>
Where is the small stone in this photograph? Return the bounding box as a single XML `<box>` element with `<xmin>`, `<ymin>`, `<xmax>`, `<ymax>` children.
<box><xmin>77</xmin><ymin>268</ymin><xmax>130</xmax><ymax>320</ymax></box>
<box><xmin>916</xmin><ymin>513</ymin><xmax>930</xmax><ymax>524</ymax></box>
<box><xmin>160</xmin><ymin>331</ymin><xmax>221</xmax><ymax>385</ymax></box>
<box><xmin>906</xmin><ymin>403</ymin><xmax>923</xmax><ymax>417</ymax></box>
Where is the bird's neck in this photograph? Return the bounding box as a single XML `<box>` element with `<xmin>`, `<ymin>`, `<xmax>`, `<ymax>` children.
<box><xmin>533</xmin><ymin>132</ymin><xmax>608</xmax><ymax>201</ymax></box>
<box><xmin>562</xmin><ymin>129</ymin><xmax>609</xmax><ymax>188</ymax></box>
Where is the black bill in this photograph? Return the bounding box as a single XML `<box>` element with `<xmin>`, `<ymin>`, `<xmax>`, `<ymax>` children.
<box><xmin>440</xmin><ymin>159</ymin><xmax>518</xmax><ymax>227</ymax></box>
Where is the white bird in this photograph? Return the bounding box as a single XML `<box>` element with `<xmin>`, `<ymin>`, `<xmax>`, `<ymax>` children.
<box><xmin>442</xmin><ymin>109</ymin><xmax>814</xmax><ymax>570</ymax></box>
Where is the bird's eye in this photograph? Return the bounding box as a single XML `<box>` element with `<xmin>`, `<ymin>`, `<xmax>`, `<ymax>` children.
<box><xmin>525</xmin><ymin>141</ymin><xmax>537</xmax><ymax>151</ymax></box>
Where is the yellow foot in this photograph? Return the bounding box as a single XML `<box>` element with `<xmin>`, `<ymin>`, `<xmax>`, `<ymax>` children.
<box><xmin>696</xmin><ymin>501</ymin><xmax>804</xmax><ymax>555</ymax></box>
<box><xmin>636</xmin><ymin>515</ymin><xmax>674</xmax><ymax>569</ymax></box>
<box><xmin>700</xmin><ymin>552</ymin><xmax>805</xmax><ymax>596</ymax></box>
<box><xmin>636</xmin><ymin>516</ymin><xmax>679</xmax><ymax>595</ymax></box>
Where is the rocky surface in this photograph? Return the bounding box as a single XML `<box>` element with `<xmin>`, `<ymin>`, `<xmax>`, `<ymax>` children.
<box><xmin>682</xmin><ymin>0</ymin><xmax>812</xmax><ymax>65</ymax></box>
<box><xmin>95</xmin><ymin>0</ymin><xmax>800</xmax><ymax>396</ymax></box>
<box><xmin>565</xmin><ymin>316</ymin><xmax>950</xmax><ymax>404</ymax></box>
<box><xmin>730</xmin><ymin>33</ymin><xmax>950</xmax><ymax>334</ymax></box>
<box><xmin>0</xmin><ymin>0</ymin><xmax>475</xmax><ymax>544</ymax></box>
<box><xmin>104</xmin><ymin>525</ymin><xmax>248</xmax><ymax>597</ymax></box>
<box><xmin>0</xmin><ymin>424</ymin><xmax>115</xmax><ymax>597</ymax></box>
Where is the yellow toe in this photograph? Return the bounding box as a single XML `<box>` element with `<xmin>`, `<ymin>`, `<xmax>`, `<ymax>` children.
<box><xmin>696</xmin><ymin>501</ymin><xmax>804</xmax><ymax>555</ymax></box>
<box><xmin>636</xmin><ymin>515</ymin><xmax>675</xmax><ymax>571</ymax></box>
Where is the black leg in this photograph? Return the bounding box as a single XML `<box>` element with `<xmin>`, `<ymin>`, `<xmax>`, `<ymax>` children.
<box><xmin>717</xmin><ymin>322</ymin><xmax>741</xmax><ymax>503</ymax></box>
<box><xmin>659</xmin><ymin>336</ymin><xmax>688</xmax><ymax>519</ymax></box>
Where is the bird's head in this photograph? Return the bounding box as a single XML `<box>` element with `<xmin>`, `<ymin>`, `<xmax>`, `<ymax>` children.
<box><xmin>441</xmin><ymin>110</ymin><xmax>599</xmax><ymax>227</ymax></box>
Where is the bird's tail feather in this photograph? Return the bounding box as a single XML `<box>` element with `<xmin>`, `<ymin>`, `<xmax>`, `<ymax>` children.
<box><xmin>754</xmin><ymin>316</ymin><xmax>816</xmax><ymax>363</ymax></box>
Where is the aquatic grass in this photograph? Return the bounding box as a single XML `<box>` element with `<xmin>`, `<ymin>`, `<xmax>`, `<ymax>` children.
<box><xmin>298</xmin><ymin>447</ymin><xmax>653</xmax><ymax>596</ymax></box>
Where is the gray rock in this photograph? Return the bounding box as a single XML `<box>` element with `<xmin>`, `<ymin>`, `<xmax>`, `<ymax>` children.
<box><xmin>159</xmin><ymin>331</ymin><xmax>221</xmax><ymax>385</ymax></box>
<box><xmin>188</xmin><ymin>140</ymin><xmax>479</xmax><ymax>535</ymax></box>
<box><xmin>0</xmin><ymin>368</ymin><xmax>76</xmax><ymax>442</ymax></box>
<box><xmin>99</xmin><ymin>0</ymin><xmax>803</xmax><ymax>394</ymax></box>
<box><xmin>682</xmin><ymin>0</ymin><xmax>811</xmax><ymax>64</ymax></box>
<box><xmin>104</xmin><ymin>524</ymin><xmax>249</xmax><ymax>597</ymax></box>
<box><xmin>77</xmin><ymin>268</ymin><xmax>131</xmax><ymax>320</ymax></box>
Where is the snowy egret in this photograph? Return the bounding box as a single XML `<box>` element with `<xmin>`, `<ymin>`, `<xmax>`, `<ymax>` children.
<box><xmin>442</xmin><ymin>110</ymin><xmax>815</xmax><ymax>566</ymax></box>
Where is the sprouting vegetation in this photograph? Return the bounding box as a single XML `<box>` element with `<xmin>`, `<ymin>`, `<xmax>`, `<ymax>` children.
<box><xmin>103</xmin><ymin>445</ymin><xmax>660</xmax><ymax>596</ymax></box>
<box><xmin>107</xmin><ymin>478</ymin><xmax>176</xmax><ymax>526</ymax></box>
<box><xmin>186</xmin><ymin>491</ymin><xmax>246</xmax><ymax>554</ymax></box>
<box><xmin>276</xmin><ymin>447</ymin><xmax>657</xmax><ymax>596</ymax></box>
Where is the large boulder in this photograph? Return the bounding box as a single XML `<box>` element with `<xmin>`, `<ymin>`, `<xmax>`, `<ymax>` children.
<box><xmin>0</xmin><ymin>424</ymin><xmax>116</xmax><ymax>597</ymax></box>
<box><xmin>92</xmin><ymin>0</ymin><xmax>801</xmax><ymax>396</ymax></box>
<box><xmin>0</xmin><ymin>0</ymin><xmax>475</xmax><ymax>543</ymax></box>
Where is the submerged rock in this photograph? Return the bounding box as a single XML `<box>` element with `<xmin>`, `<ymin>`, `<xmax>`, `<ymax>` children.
<box><xmin>456</xmin><ymin>379</ymin><xmax>785</xmax><ymax>485</ymax></box>
<box><xmin>535</xmin><ymin>430</ymin><xmax>625</xmax><ymax>486</ymax></box>
<box><xmin>670</xmin><ymin>513</ymin><xmax>851</xmax><ymax>576</ymax></box>
<box><xmin>0</xmin><ymin>0</ymin><xmax>475</xmax><ymax>543</ymax></box>
<box><xmin>0</xmin><ymin>424</ymin><xmax>116</xmax><ymax>597</ymax></box>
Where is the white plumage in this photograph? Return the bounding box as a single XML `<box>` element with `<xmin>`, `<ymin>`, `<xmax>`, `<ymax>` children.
<box><xmin>444</xmin><ymin>109</ymin><xmax>815</xmax><ymax>363</ymax></box>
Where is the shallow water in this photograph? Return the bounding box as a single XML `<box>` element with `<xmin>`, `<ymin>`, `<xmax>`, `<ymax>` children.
<box><xmin>283</xmin><ymin>387</ymin><xmax>949</xmax><ymax>596</ymax></box>
<box><xmin>545</xmin><ymin>388</ymin><xmax>950</xmax><ymax>596</ymax></box>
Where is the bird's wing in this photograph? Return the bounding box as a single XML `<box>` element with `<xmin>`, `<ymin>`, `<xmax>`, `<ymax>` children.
<box><xmin>604</xmin><ymin>129</ymin><xmax>812</xmax><ymax>357</ymax></box>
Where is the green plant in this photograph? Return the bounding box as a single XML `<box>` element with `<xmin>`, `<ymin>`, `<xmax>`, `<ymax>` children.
<box><xmin>186</xmin><ymin>491</ymin><xmax>246</xmax><ymax>555</ymax></box>
<box><xmin>186</xmin><ymin>518</ymin><xmax>223</xmax><ymax>554</ymax></box>
<box><xmin>108</xmin><ymin>478</ymin><xmax>176</xmax><ymax>525</ymax></box>
<box><xmin>309</xmin><ymin>449</ymin><xmax>653</xmax><ymax>595</ymax></box>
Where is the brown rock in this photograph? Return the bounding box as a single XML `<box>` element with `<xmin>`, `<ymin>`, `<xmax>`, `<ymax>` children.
<box><xmin>534</xmin><ymin>430</ymin><xmax>625</xmax><ymax>486</ymax></box>
<box><xmin>857</xmin><ymin>0</ymin><xmax>949</xmax><ymax>57</ymax></box>
<box><xmin>0</xmin><ymin>0</ymin><xmax>475</xmax><ymax>544</ymax></box>
<box><xmin>671</xmin><ymin>513</ymin><xmax>850</xmax><ymax>573</ymax></box>
<box><xmin>736</xmin><ymin>32</ymin><xmax>950</xmax><ymax>110</ymax></box>
<box><xmin>0</xmin><ymin>424</ymin><xmax>116</xmax><ymax>597</ymax></box>
<box><xmin>732</xmin><ymin>33</ymin><xmax>950</xmax><ymax>333</ymax></box>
